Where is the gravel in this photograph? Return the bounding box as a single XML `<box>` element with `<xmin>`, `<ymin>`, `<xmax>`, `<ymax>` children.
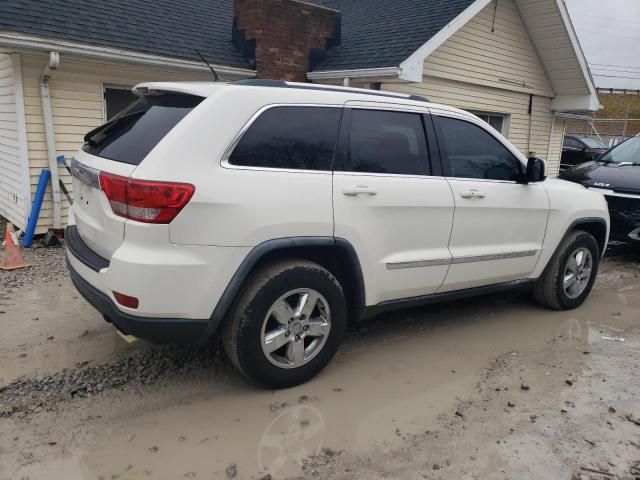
<box><xmin>0</xmin><ymin>242</ymin><xmax>67</xmax><ymax>292</ymax></box>
<box><xmin>0</xmin><ymin>344</ymin><xmax>223</xmax><ymax>419</ymax></box>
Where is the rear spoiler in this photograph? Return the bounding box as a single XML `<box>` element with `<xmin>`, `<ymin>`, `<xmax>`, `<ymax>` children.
<box><xmin>132</xmin><ymin>82</ymin><xmax>222</xmax><ymax>98</ymax></box>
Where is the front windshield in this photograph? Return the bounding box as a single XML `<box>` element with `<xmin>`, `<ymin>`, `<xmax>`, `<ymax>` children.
<box><xmin>600</xmin><ymin>137</ymin><xmax>640</xmax><ymax>164</ymax></box>
<box><xmin>578</xmin><ymin>137</ymin><xmax>607</xmax><ymax>149</ymax></box>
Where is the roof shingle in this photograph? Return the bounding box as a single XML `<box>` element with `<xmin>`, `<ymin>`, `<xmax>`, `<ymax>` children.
<box><xmin>0</xmin><ymin>0</ymin><xmax>476</xmax><ymax>72</ymax></box>
<box><xmin>313</xmin><ymin>0</ymin><xmax>476</xmax><ymax>71</ymax></box>
<box><xmin>0</xmin><ymin>0</ymin><xmax>251</xmax><ymax>68</ymax></box>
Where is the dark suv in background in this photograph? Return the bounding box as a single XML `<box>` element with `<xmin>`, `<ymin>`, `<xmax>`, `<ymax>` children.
<box><xmin>560</xmin><ymin>134</ymin><xmax>609</xmax><ymax>171</ymax></box>
<box><xmin>560</xmin><ymin>135</ymin><xmax>640</xmax><ymax>244</ymax></box>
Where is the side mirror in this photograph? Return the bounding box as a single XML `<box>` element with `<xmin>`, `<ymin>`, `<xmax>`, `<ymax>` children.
<box><xmin>525</xmin><ymin>157</ymin><xmax>546</xmax><ymax>183</ymax></box>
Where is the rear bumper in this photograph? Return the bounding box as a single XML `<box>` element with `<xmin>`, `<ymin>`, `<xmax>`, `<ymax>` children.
<box><xmin>64</xmin><ymin>224</ymin><xmax>251</xmax><ymax>343</ymax></box>
<box><xmin>67</xmin><ymin>258</ymin><xmax>209</xmax><ymax>343</ymax></box>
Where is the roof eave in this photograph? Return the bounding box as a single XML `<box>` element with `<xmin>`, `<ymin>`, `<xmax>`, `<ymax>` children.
<box><xmin>398</xmin><ymin>0</ymin><xmax>494</xmax><ymax>82</ymax></box>
<box><xmin>552</xmin><ymin>0</ymin><xmax>601</xmax><ymax>111</ymax></box>
<box><xmin>0</xmin><ymin>31</ymin><xmax>256</xmax><ymax>77</ymax></box>
<box><xmin>307</xmin><ymin>0</ymin><xmax>494</xmax><ymax>84</ymax></box>
<box><xmin>551</xmin><ymin>94</ymin><xmax>602</xmax><ymax>112</ymax></box>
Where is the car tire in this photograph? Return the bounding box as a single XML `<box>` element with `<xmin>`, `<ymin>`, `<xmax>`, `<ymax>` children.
<box><xmin>223</xmin><ymin>260</ymin><xmax>347</xmax><ymax>389</ymax></box>
<box><xmin>533</xmin><ymin>230</ymin><xmax>600</xmax><ymax>310</ymax></box>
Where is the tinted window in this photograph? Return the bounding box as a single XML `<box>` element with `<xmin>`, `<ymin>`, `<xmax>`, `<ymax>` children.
<box><xmin>436</xmin><ymin>116</ymin><xmax>523</xmax><ymax>181</ymax></box>
<box><xmin>83</xmin><ymin>94</ymin><xmax>201</xmax><ymax>165</ymax></box>
<box><xmin>564</xmin><ymin>137</ymin><xmax>583</xmax><ymax>149</ymax></box>
<box><xmin>341</xmin><ymin>109</ymin><xmax>430</xmax><ymax>175</ymax></box>
<box><xmin>229</xmin><ymin>106</ymin><xmax>341</xmax><ymax>170</ymax></box>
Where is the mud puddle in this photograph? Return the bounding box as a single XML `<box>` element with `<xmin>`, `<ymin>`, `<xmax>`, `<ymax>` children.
<box><xmin>5</xmin><ymin>274</ymin><xmax>639</xmax><ymax>480</ymax></box>
<box><xmin>0</xmin><ymin>277</ymin><xmax>144</xmax><ymax>384</ymax></box>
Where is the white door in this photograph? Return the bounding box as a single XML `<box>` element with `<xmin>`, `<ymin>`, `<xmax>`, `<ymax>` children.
<box><xmin>432</xmin><ymin>112</ymin><xmax>549</xmax><ymax>292</ymax></box>
<box><xmin>333</xmin><ymin>106</ymin><xmax>455</xmax><ymax>306</ymax></box>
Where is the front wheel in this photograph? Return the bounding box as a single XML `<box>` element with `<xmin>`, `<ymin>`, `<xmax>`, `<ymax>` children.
<box><xmin>533</xmin><ymin>230</ymin><xmax>600</xmax><ymax>310</ymax></box>
<box><xmin>223</xmin><ymin>260</ymin><xmax>347</xmax><ymax>388</ymax></box>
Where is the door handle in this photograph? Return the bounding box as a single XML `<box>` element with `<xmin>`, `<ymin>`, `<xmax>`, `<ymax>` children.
<box><xmin>343</xmin><ymin>186</ymin><xmax>378</xmax><ymax>196</ymax></box>
<box><xmin>459</xmin><ymin>189</ymin><xmax>485</xmax><ymax>199</ymax></box>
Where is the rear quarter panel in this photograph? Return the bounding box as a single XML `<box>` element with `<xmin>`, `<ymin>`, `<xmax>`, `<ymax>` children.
<box><xmin>133</xmin><ymin>87</ymin><xmax>341</xmax><ymax>247</ymax></box>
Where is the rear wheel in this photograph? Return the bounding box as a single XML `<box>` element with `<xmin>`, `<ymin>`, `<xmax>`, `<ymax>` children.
<box><xmin>223</xmin><ymin>260</ymin><xmax>347</xmax><ymax>388</ymax></box>
<box><xmin>533</xmin><ymin>230</ymin><xmax>600</xmax><ymax>310</ymax></box>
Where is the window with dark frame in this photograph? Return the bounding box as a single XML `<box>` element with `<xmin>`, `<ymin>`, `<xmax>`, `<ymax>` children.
<box><xmin>228</xmin><ymin>106</ymin><xmax>342</xmax><ymax>171</ymax></box>
<box><xmin>563</xmin><ymin>137</ymin><xmax>583</xmax><ymax>149</ymax></box>
<box><xmin>437</xmin><ymin>116</ymin><xmax>523</xmax><ymax>181</ymax></box>
<box><xmin>104</xmin><ymin>87</ymin><xmax>137</xmax><ymax>121</ymax></box>
<box><xmin>340</xmin><ymin>109</ymin><xmax>431</xmax><ymax>176</ymax></box>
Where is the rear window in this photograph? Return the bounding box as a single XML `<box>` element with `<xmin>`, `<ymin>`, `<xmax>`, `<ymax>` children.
<box><xmin>82</xmin><ymin>93</ymin><xmax>202</xmax><ymax>165</ymax></box>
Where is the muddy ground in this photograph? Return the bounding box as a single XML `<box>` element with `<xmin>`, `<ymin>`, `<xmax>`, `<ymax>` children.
<box><xmin>1</xmin><ymin>244</ymin><xmax>640</xmax><ymax>480</ymax></box>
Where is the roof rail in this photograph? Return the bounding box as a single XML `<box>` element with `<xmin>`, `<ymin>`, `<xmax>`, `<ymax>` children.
<box><xmin>232</xmin><ymin>79</ymin><xmax>429</xmax><ymax>103</ymax></box>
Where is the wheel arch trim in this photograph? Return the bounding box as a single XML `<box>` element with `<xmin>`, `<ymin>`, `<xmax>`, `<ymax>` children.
<box><xmin>565</xmin><ymin>217</ymin><xmax>609</xmax><ymax>258</ymax></box>
<box><xmin>537</xmin><ymin>216</ymin><xmax>608</xmax><ymax>278</ymax></box>
<box><xmin>204</xmin><ymin>237</ymin><xmax>366</xmax><ymax>339</ymax></box>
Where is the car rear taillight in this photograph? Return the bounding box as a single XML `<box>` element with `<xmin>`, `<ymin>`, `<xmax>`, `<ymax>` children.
<box><xmin>99</xmin><ymin>172</ymin><xmax>194</xmax><ymax>224</ymax></box>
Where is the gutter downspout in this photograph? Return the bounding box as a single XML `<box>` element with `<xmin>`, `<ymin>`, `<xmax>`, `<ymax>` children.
<box><xmin>40</xmin><ymin>52</ymin><xmax>61</xmax><ymax>229</ymax></box>
<box><xmin>546</xmin><ymin>112</ymin><xmax>556</xmax><ymax>161</ymax></box>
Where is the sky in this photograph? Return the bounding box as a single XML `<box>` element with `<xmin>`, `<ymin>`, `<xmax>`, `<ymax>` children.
<box><xmin>565</xmin><ymin>0</ymin><xmax>640</xmax><ymax>90</ymax></box>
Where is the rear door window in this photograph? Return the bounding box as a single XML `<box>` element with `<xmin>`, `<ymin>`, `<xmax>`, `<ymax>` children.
<box><xmin>83</xmin><ymin>93</ymin><xmax>202</xmax><ymax>165</ymax></box>
<box><xmin>228</xmin><ymin>106</ymin><xmax>342</xmax><ymax>171</ymax></box>
<box><xmin>338</xmin><ymin>109</ymin><xmax>430</xmax><ymax>175</ymax></box>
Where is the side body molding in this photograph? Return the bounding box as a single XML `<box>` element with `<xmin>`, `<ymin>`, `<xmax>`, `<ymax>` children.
<box><xmin>204</xmin><ymin>237</ymin><xmax>366</xmax><ymax>339</ymax></box>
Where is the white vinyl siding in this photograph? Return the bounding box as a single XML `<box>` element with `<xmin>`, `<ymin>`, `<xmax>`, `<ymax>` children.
<box><xmin>546</xmin><ymin>116</ymin><xmax>566</xmax><ymax>170</ymax></box>
<box><xmin>384</xmin><ymin>0</ymin><xmax>563</xmax><ymax>174</ymax></box>
<box><xmin>0</xmin><ymin>53</ymin><xmax>29</xmax><ymax>229</ymax></box>
<box><xmin>422</xmin><ymin>0</ymin><xmax>553</xmax><ymax>96</ymax></box>
<box><xmin>19</xmin><ymin>53</ymin><xmax>215</xmax><ymax>233</ymax></box>
<box><xmin>515</xmin><ymin>0</ymin><xmax>590</xmax><ymax>95</ymax></box>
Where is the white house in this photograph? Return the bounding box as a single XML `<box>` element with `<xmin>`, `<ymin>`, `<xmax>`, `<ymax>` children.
<box><xmin>0</xmin><ymin>0</ymin><xmax>598</xmax><ymax>233</ymax></box>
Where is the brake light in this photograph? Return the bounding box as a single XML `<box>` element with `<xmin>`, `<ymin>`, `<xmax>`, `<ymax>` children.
<box><xmin>99</xmin><ymin>172</ymin><xmax>195</xmax><ymax>223</ymax></box>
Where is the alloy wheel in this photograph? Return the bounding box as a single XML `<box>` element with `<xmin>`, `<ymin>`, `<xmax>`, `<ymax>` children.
<box><xmin>563</xmin><ymin>247</ymin><xmax>593</xmax><ymax>299</ymax></box>
<box><xmin>260</xmin><ymin>288</ymin><xmax>331</xmax><ymax>369</ymax></box>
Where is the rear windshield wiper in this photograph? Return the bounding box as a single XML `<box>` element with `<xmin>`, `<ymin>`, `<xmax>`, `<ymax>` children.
<box><xmin>84</xmin><ymin>110</ymin><xmax>146</xmax><ymax>145</ymax></box>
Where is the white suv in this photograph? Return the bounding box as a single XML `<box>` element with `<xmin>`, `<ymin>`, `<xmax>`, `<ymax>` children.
<box><xmin>66</xmin><ymin>80</ymin><xmax>609</xmax><ymax>388</ymax></box>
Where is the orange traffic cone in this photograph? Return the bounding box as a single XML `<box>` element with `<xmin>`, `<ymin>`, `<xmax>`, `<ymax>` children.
<box><xmin>1</xmin><ymin>223</ymin><xmax>29</xmax><ymax>270</ymax></box>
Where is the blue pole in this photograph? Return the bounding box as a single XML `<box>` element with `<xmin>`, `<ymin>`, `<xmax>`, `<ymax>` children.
<box><xmin>23</xmin><ymin>169</ymin><xmax>51</xmax><ymax>248</ymax></box>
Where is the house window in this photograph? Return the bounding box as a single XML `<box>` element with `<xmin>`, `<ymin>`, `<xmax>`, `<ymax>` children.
<box><xmin>470</xmin><ymin>112</ymin><xmax>508</xmax><ymax>135</ymax></box>
<box><xmin>103</xmin><ymin>85</ymin><xmax>137</xmax><ymax>121</ymax></box>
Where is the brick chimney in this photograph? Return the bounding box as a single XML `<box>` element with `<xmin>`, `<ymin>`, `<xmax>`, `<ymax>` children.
<box><xmin>233</xmin><ymin>0</ymin><xmax>341</xmax><ymax>82</ymax></box>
